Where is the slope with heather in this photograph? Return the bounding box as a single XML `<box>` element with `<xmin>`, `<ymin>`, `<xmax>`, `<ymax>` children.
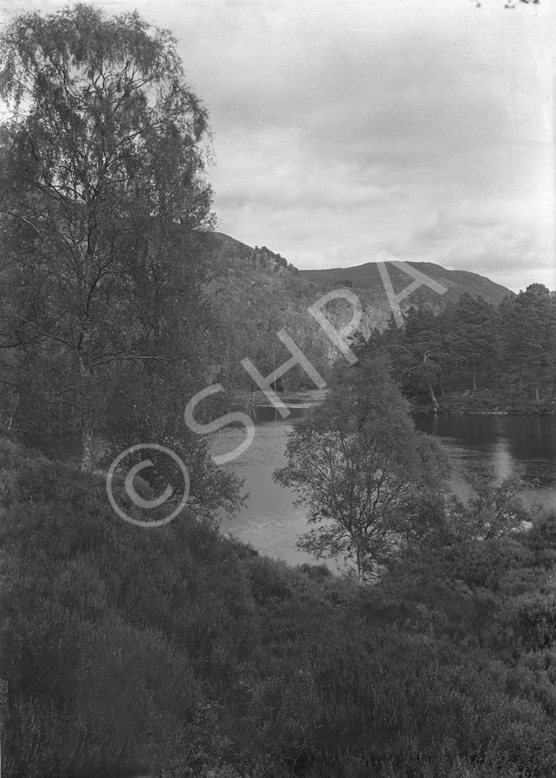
<box><xmin>3</xmin><ymin>431</ymin><xmax>556</xmax><ymax>778</ymax></box>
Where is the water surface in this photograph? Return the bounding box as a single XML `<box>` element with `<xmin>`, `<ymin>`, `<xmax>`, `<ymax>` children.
<box><xmin>212</xmin><ymin>405</ymin><xmax>319</xmax><ymax>566</ymax></box>
<box><xmin>415</xmin><ymin>415</ymin><xmax>556</xmax><ymax>509</ymax></box>
<box><xmin>214</xmin><ymin>411</ymin><xmax>556</xmax><ymax>565</ymax></box>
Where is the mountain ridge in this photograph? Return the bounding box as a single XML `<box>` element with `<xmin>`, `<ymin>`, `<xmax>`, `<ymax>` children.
<box><xmin>208</xmin><ymin>232</ymin><xmax>514</xmax><ymax>393</ymax></box>
<box><xmin>300</xmin><ymin>259</ymin><xmax>512</xmax><ymax>305</ymax></box>
<box><xmin>213</xmin><ymin>231</ymin><xmax>513</xmax><ymax>307</ymax></box>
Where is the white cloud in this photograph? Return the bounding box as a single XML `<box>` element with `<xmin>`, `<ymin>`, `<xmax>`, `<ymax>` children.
<box><xmin>1</xmin><ymin>0</ymin><xmax>554</xmax><ymax>292</ymax></box>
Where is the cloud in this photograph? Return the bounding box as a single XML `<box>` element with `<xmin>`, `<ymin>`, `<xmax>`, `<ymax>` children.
<box><xmin>391</xmin><ymin>194</ymin><xmax>555</xmax><ymax>292</ymax></box>
<box><xmin>1</xmin><ymin>0</ymin><xmax>553</xmax><ymax>292</ymax></box>
<box><xmin>191</xmin><ymin>0</ymin><xmax>552</xmax><ymax>291</ymax></box>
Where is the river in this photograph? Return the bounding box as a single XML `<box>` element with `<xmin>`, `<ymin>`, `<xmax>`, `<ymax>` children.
<box><xmin>212</xmin><ymin>408</ymin><xmax>556</xmax><ymax>567</ymax></box>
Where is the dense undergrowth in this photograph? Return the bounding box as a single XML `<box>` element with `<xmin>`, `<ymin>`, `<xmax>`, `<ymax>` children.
<box><xmin>2</xmin><ymin>434</ymin><xmax>556</xmax><ymax>777</ymax></box>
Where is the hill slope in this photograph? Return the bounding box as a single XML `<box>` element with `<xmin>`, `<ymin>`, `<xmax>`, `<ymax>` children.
<box><xmin>300</xmin><ymin>260</ymin><xmax>512</xmax><ymax>306</ymax></box>
<box><xmin>208</xmin><ymin>233</ymin><xmax>367</xmax><ymax>393</ymax></box>
<box><xmin>208</xmin><ymin>234</ymin><xmax>513</xmax><ymax>393</ymax></box>
<box><xmin>4</xmin><ymin>432</ymin><xmax>556</xmax><ymax>777</ymax></box>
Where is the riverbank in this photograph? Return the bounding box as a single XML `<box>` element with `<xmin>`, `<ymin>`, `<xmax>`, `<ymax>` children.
<box><xmin>233</xmin><ymin>387</ymin><xmax>329</xmax><ymax>410</ymax></box>
<box><xmin>4</xmin><ymin>432</ymin><xmax>556</xmax><ymax>778</ymax></box>
<box><xmin>236</xmin><ymin>386</ymin><xmax>556</xmax><ymax>417</ymax></box>
<box><xmin>412</xmin><ymin>388</ymin><xmax>556</xmax><ymax>416</ymax></box>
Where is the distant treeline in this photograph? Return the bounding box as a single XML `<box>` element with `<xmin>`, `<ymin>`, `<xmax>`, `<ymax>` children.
<box><xmin>359</xmin><ymin>284</ymin><xmax>556</xmax><ymax>412</ymax></box>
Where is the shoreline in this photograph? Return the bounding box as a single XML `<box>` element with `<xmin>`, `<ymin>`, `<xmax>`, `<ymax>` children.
<box><xmin>230</xmin><ymin>386</ymin><xmax>556</xmax><ymax>417</ymax></box>
<box><xmin>412</xmin><ymin>405</ymin><xmax>556</xmax><ymax>417</ymax></box>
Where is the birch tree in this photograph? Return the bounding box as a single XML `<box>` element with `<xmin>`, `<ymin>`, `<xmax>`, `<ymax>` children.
<box><xmin>274</xmin><ymin>355</ymin><xmax>450</xmax><ymax>581</ymax></box>
<box><xmin>0</xmin><ymin>4</ymin><xmax>214</xmax><ymax>471</ymax></box>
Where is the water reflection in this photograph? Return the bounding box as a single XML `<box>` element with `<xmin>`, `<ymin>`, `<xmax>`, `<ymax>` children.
<box><xmin>492</xmin><ymin>436</ymin><xmax>513</xmax><ymax>482</ymax></box>
<box><xmin>415</xmin><ymin>415</ymin><xmax>556</xmax><ymax>486</ymax></box>
<box><xmin>415</xmin><ymin>414</ymin><xmax>556</xmax><ymax>510</ymax></box>
<box><xmin>215</xmin><ymin>411</ymin><xmax>556</xmax><ymax>566</ymax></box>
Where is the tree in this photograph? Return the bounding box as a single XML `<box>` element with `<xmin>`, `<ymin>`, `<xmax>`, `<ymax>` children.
<box><xmin>447</xmin><ymin>473</ymin><xmax>534</xmax><ymax>541</ymax></box>
<box><xmin>500</xmin><ymin>284</ymin><xmax>555</xmax><ymax>401</ymax></box>
<box><xmin>0</xmin><ymin>4</ymin><xmax>216</xmax><ymax>472</ymax></box>
<box><xmin>399</xmin><ymin>306</ymin><xmax>446</xmax><ymax>410</ymax></box>
<box><xmin>451</xmin><ymin>294</ymin><xmax>500</xmax><ymax>391</ymax></box>
<box><xmin>354</xmin><ymin>308</ymin><xmax>448</xmax><ymax>410</ymax></box>
<box><xmin>274</xmin><ymin>354</ymin><xmax>450</xmax><ymax>581</ymax></box>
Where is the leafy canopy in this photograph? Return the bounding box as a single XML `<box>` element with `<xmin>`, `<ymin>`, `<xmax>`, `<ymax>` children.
<box><xmin>275</xmin><ymin>354</ymin><xmax>450</xmax><ymax>581</ymax></box>
<box><xmin>0</xmin><ymin>3</ymin><xmax>225</xmax><ymax>495</ymax></box>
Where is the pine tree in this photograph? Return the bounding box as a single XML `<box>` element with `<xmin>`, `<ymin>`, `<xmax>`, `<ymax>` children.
<box><xmin>501</xmin><ymin>284</ymin><xmax>555</xmax><ymax>401</ymax></box>
<box><xmin>451</xmin><ymin>293</ymin><xmax>499</xmax><ymax>391</ymax></box>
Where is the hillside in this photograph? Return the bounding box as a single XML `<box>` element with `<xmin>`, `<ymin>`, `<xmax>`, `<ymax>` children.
<box><xmin>208</xmin><ymin>233</ymin><xmax>374</xmax><ymax>394</ymax></box>
<box><xmin>209</xmin><ymin>234</ymin><xmax>513</xmax><ymax>396</ymax></box>
<box><xmin>4</xmin><ymin>432</ymin><xmax>556</xmax><ymax>778</ymax></box>
<box><xmin>300</xmin><ymin>259</ymin><xmax>512</xmax><ymax>306</ymax></box>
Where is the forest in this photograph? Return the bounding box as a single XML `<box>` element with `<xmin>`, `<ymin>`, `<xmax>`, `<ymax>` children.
<box><xmin>1</xmin><ymin>4</ymin><xmax>556</xmax><ymax>778</ymax></box>
<box><xmin>361</xmin><ymin>286</ymin><xmax>556</xmax><ymax>414</ymax></box>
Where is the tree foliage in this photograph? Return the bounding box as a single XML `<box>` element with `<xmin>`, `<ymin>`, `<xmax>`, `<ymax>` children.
<box><xmin>500</xmin><ymin>284</ymin><xmax>555</xmax><ymax>401</ymax></box>
<box><xmin>275</xmin><ymin>354</ymin><xmax>450</xmax><ymax>580</ymax></box>
<box><xmin>361</xmin><ymin>285</ymin><xmax>556</xmax><ymax>410</ymax></box>
<box><xmin>0</xmin><ymin>4</ymin><xmax>218</xmax><ymax>478</ymax></box>
<box><xmin>447</xmin><ymin>473</ymin><xmax>534</xmax><ymax>541</ymax></box>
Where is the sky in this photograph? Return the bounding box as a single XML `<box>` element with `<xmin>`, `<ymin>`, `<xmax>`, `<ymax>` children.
<box><xmin>1</xmin><ymin>0</ymin><xmax>554</xmax><ymax>292</ymax></box>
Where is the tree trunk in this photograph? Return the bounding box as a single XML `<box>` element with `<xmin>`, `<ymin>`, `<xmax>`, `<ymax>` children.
<box><xmin>356</xmin><ymin>546</ymin><xmax>364</xmax><ymax>584</ymax></box>
<box><xmin>534</xmin><ymin>383</ymin><xmax>540</xmax><ymax>402</ymax></box>
<box><xmin>472</xmin><ymin>362</ymin><xmax>477</xmax><ymax>391</ymax></box>
<box><xmin>78</xmin><ymin>352</ymin><xmax>94</xmax><ymax>473</ymax></box>
<box><xmin>80</xmin><ymin>412</ymin><xmax>94</xmax><ymax>473</ymax></box>
<box><xmin>427</xmin><ymin>383</ymin><xmax>440</xmax><ymax>413</ymax></box>
<box><xmin>7</xmin><ymin>391</ymin><xmax>19</xmax><ymax>430</ymax></box>
<box><xmin>439</xmin><ymin>372</ymin><xmax>445</xmax><ymax>397</ymax></box>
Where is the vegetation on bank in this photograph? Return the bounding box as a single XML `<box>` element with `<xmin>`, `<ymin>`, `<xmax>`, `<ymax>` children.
<box><xmin>359</xmin><ymin>287</ymin><xmax>556</xmax><ymax>415</ymax></box>
<box><xmin>275</xmin><ymin>354</ymin><xmax>451</xmax><ymax>581</ymax></box>
<box><xmin>416</xmin><ymin>389</ymin><xmax>556</xmax><ymax>416</ymax></box>
<box><xmin>2</xmin><ymin>431</ymin><xmax>556</xmax><ymax>778</ymax></box>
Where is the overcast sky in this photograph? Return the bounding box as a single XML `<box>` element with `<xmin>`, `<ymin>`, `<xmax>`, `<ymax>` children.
<box><xmin>2</xmin><ymin>0</ymin><xmax>554</xmax><ymax>292</ymax></box>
